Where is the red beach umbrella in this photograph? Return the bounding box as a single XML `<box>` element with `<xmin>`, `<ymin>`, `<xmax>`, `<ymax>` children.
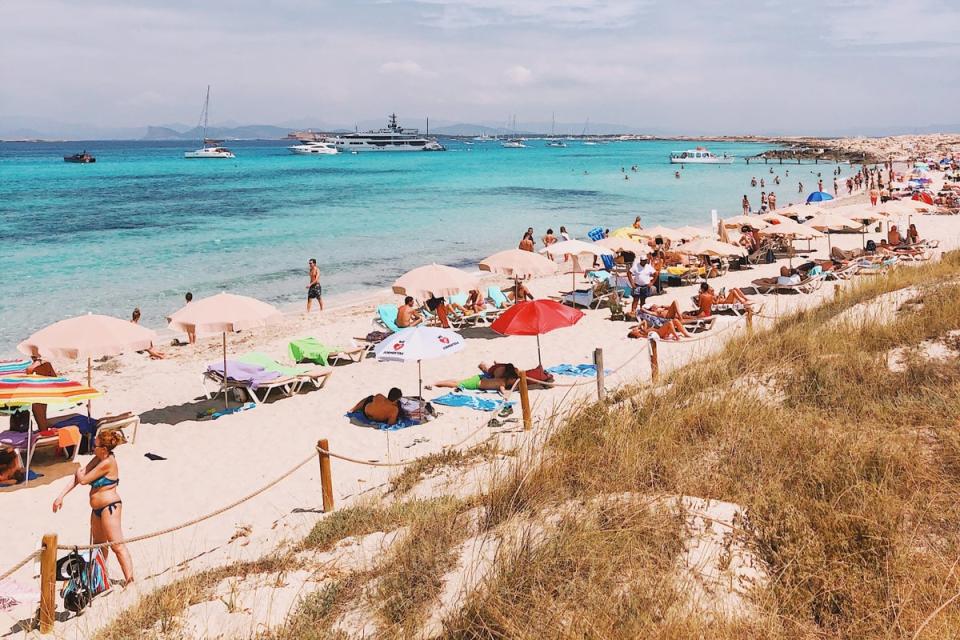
<box><xmin>490</xmin><ymin>300</ymin><xmax>584</xmax><ymax>367</ymax></box>
<box><xmin>912</xmin><ymin>192</ymin><xmax>934</xmax><ymax>205</ymax></box>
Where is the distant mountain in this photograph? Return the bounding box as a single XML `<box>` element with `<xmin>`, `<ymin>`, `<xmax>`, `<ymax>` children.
<box><xmin>142</xmin><ymin>124</ymin><xmax>293</xmax><ymax>140</ymax></box>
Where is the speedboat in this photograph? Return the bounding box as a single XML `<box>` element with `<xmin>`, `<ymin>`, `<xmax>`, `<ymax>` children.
<box><xmin>64</xmin><ymin>151</ymin><xmax>95</xmax><ymax>163</ymax></box>
<box><xmin>501</xmin><ymin>139</ymin><xmax>526</xmax><ymax>148</ymax></box>
<box><xmin>288</xmin><ymin>141</ymin><xmax>339</xmax><ymax>155</ymax></box>
<box><xmin>669</xmin><ymin>146</ymin><xmax>735</xmax><ymax>164</ymax></box>
<box><xmin>546</xmin><ymin>139</ymin><xmax>566</xmax><ymax>148</ymax></box>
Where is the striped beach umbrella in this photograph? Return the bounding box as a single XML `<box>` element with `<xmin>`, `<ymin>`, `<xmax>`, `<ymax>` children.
<box><xmin>0</xmin><ymin>359</ymin><xmax>31</xmax><ymax>375</ymax></box>
<box><xmin>0</xmin><ymin>374</ymin><xmax>102</xmax><ymax>407</ymax></box>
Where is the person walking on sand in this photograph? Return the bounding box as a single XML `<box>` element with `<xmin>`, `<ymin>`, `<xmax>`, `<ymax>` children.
<box><xmin>742</xmin><ymin>195</ymin><xmax>750</xmax><ymax>215</ymax></box>
<box><xmin>53</xmin><ymin>431</ymin><xmax>135</xmax><ymax>586</ymax></box>
<box><xmin>306</xmin><ymin>258</ymin><xmax>323</xmax><ymax>312</ymax></box>
<box><xmin>869</xmin><ymin>187</ymin><xmax>879</xmax><ymax>206</ymax></box>
<box><xmin>184</xmin><ymin>292</ymin><xmax>196</xmax><ymax>344</ymax></box>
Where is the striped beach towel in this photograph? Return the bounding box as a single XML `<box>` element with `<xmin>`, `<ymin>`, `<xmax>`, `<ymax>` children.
<box><xmin>0</xmin><ymin>360</ymin><xmax>31</xmax><ymax>375</ymax></box>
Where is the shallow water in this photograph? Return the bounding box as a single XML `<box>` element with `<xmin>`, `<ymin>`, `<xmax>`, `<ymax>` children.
<box><xmin>1</xmin><ymin>138</ymin><xmax>850</xmax><ymax>350</ymax></box>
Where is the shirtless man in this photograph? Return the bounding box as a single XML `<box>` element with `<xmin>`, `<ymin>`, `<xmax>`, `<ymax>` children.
<box><xmin>307</xmin><ymin>258</ymin><xmax>323</xmax><ymax>312</ymax></box>
<box><xmin>397</xmin><ymin>297</ymin><xmax>422</xmax><ymax>328</ymax></box>
<box><xmin>518</xmin><ymin>233</ymin><xmax>535</xmax><ymax>252</ymax></box>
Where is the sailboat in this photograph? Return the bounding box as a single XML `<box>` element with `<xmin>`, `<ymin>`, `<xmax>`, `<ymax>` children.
<box><xmin>580</xmin><ymin>118</ymin><xmax>597</xmax><ymax>145</ymax></box>
<box><xmin>184</xmin><ymin>86</ymin><xmax>235</xmax><ymax>159</ymax></box>
<box><xmin>546</xmin><ymin>112</ymin><xmax>566</xmax><ymax>147</ymax></box>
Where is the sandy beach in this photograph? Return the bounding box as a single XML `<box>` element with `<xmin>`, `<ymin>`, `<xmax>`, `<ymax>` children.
<box><xmin>2</xmin><ymin>148</ymin><xmax>959</xmax><ymax>637</ymax></box>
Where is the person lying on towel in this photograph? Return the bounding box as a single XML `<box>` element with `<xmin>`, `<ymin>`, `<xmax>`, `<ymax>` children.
<box><xmin>628</xmin><ymin>317</ymin><xmax>690</xmax><ymax>341</ymax></box>
<box><xmin>433</xmin><ymin>362</ymin><xmax>520</xmax><ymax>397</ymax></box>
<box><xmin>351</xmin><ymin>388</ymin><xmax>403</xmax><ymax>426</ymax></box>
<box><xmin>0</xmin><ymin>446</ymin><xmax>25</xmax><ymax>486</ymax></box>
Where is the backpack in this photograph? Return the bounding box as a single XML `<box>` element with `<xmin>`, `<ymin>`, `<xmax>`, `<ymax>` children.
<box><xmin>764</xmin><ymin>248</ymin><xmax>776</xmax><ymax>264</ymax></box>
<box><xmin>9</xmin><ymin>409</ymin><xmax>30</xmax><ymax>433</ymax></box>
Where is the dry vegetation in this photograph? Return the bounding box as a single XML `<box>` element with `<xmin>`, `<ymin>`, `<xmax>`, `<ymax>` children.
<box><xmin>95</xmin><ymin>253</ymin><xmax>960</xmax><ymax>639</ymax></box>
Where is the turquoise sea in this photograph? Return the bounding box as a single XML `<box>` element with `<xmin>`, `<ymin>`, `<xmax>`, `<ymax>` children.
<box><xmin>0</xmin><ymin>139</ymin><xmax>850</xmax><ymax>351</ymax></box>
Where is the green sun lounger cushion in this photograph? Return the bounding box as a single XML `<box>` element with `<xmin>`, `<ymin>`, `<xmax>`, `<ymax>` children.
<box><xmin>236</xmin><ymin>351</ymin><xmax>314</xmax><ymax>376</ymax></box>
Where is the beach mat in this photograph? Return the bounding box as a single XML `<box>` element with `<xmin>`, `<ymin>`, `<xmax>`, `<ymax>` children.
<box><xmin>346</xmin><ymin>411</ymin><xmax>423</xmax><ymax>431</ymax></box>
<box><xmin>432</xmin><ymin>392</ymin><xmax>514</xmax><ymax>412</ymax></box>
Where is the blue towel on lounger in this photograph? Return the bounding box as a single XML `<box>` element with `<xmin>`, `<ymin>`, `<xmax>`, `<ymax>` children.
<box><xmin>431</xmin><ymin>392</ymin><xmax>514</xmax><ymax>412</ymax></box>
<box><xmin>346</xmin><ymin>411</ymin><xmax>422</xmax><ymax>431</ymax></box>
<box><xmin>546</xmin><ymin>364</ymin><xmax>612</xmax><ymax>378</ymax></box>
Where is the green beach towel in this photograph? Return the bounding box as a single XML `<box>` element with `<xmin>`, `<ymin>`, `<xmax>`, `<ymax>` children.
<box><xmin>236</xmin><ymin>352</ymin><xmax>313</xmax><ymax>376</ymax></box>
<box><xmin>287</xmin><ymin>338</ymin><xmax>340</xmax><ymax>366</ymax></box>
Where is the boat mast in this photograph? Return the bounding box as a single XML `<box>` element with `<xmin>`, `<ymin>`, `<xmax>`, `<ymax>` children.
<box><xmin>201</xmin><ymin>85</ymin><xmax>210</xmax><ymax>144</ymax></box>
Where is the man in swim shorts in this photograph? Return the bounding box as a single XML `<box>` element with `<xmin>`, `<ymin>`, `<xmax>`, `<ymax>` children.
<box><xmin>307</xmin><ymin>258</ymin><xmax>323</xmax><ymax>312</ymax></box>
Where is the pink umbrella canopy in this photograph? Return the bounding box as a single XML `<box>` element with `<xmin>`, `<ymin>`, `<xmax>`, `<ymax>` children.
<box><xmin>479</xmin><ymin>249</ymin><xmax>559</xmax><ymax>278</ymax></box>
<box><xmin>167</xmin><ymin>292</ymin><xmax>282</xmax><ymax>335</ymax></box>
<box><xmin>18</xmin><ymin>313</ymin><xmax>157</xmax><ymax>360</ymax></box>
<box><xmin>392</xmin><ymin>264</ymin><xmax>476</xmax><ymax>300</ymax></box>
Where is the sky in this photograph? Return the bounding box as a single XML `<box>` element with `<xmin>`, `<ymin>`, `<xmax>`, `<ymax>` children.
<box><xmin>1</xmin><ymin>0</ymin><xmax>959</xmax><ymax>135</ymax></box>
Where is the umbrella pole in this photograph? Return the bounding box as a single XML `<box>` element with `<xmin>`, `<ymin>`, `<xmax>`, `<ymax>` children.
<box><xmin>223</xmin><ymin>332</ymin><xmax>228</xmax><ymax>409</ymax></box>
<box><xmin>86</xmin><ymin>356</ymin><xmax>92</xmax><ymax>418</ymax></box>
<box><xmin>537</xmin><ymin>334</ymin><xmax>543</xmax><ymax>368</ymax></box>
<box><xmin>418</xmin><ymin>360</ymin><xmax>423</xmax><ymax>409</ymax></box>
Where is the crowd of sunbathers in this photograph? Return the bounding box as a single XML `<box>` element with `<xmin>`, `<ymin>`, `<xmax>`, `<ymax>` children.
<box><xmin>396</xmin><ymin>285</ymin><xmax>533</xmax><ymax>329</ymax></box>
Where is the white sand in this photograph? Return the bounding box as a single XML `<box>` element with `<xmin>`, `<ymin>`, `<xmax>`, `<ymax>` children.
<box><xmin>3</xmin><ymin>156</ymin><xmax>960</xmax><ymax>637</ymax></box>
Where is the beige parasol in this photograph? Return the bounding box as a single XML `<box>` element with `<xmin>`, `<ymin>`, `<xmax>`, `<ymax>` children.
<box><xmin>167</xmin><ymin>293</ymin><xmax>283</xmax><ymax>407</ymax></box>
<box><xmin>18</xmin><ymin>314</ymin><xmax>158</xmax><ymax>416</ymax></box>
<box><xmin>392</xmin><ymin>264</ymin><xmax>476</xmax><ymax>300</ymax></box>
<box><xmin>539</xmin><ymin>240</ymin><xmax>614</xmax><ymax>299</ymax></box>
<box><xmin>479</xmin><ymin>249</ymin><xmax>559</xmax><ymax>278</ymax></box>
<box><xmin>803</xmin><ymin>212</ymin><xmax>862</xmax><ymax>252</ymax></box>
<box><xmin>594</xmin><ymin>236</ymin><xmax>650</xmax><ymax>255</ymax></box>
<box><xmin>632</xmin><ymin>225</ymin><xmax>686</xmax><ymax>241</ymax></box>
<box><xmin>676</xmin><ymin>237</ymin><xmax>748</xmax><ymax>257</ymax></box>
<box><xmin>721</xmin><ymin>215</ymin><xmax>769</xmax><ymax>230</ymax></box>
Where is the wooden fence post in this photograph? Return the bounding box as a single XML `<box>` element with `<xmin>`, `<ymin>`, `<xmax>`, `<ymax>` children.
<box><xmin>39</xmin><ymin>533</ymin><xmax>57</xmax><ymax>635</ymax></box>
<box><xmin>649</xmin><ymin>338</ymin><xmax>659</xmax><ymax>383</ymax></box>
<box><xmin>593</xmin><ymin>348</ymin><xmax>606</xmax><ymax>402</ymax></box>
<box><xmin>317</xmin><ymin>439</ymin><xmax>334</xmax><ymax>513</ymax></box>
<box><xmin>834</xmin><ymin>283</ymin><xmax>840</xmax><ymax>300</ymax></box>
<box><xmin>519</xmin><ymin>370</ymin><xmax>532</xmax><ymax>431</ymax></box>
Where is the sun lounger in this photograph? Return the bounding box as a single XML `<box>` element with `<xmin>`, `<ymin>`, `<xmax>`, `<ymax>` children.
<box><xmin>236</xmin><ymin>352</ymin><xmax>332</xmax><ymax>393</ymax></box>
<box><xmin>51</xmin><ymin>412</ymin><xmax>141</xmax><ymax>447</ymax></box>
<box><xmin>373</xmin><ymin>304</ymin><xmax>401</xmax><ymax>333</ymax></box>
<box><xmin>289</xmin><ymin>337</ymin><xmax>369</xmax><ymax>366</ymax></box>
<box><xmin>751</xmin><ymin>273</ymin><xmax>824</xmax><ymax>294</ymax></box>
<box><xmin>681</xmin><ymin>316</ymin><xmax>716</xmax><ymax>333</ymax></box>
<box><xmin>446</xmin><ymin>292</ymin><xmax>500</xmax><ymax>327</ymax></box>
<box><xmin>556</xmin><ymin>281</ymin><xmax>618</xmax><ymax>309</ymax></box>
<box><xmin>203</xmin><ymin>361</ymin><xmax>297</xmax><ymax>405</ymax></box>
<box><xmin>487</xmin><ymin>286</ymin><xmax>513</xmax><ymax>310</ymax></box>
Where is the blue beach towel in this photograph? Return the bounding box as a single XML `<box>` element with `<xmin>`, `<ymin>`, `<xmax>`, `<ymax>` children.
<box><xmin>546</xmin><ymin>364</ymin><xmax>612</xmax><ymax>378</ymax></box>
<box><xmin>487</xmin><ymin>287</ymin><xmax>510</xmax><ymax>309</ymax></box>
<box><xmin>346</xmin><ymin>411</ymin><xmax>422</xmax><ymax>431</ymax></box>
<box><xmin>587</xmin><ymin>227</ymin><xmax>605</xmax><ymax>242</ymax></box>
<box><xmin>432</xmin><ymin>392</ymin><xmax>515</xmax><ymax>412</ymax></box>
<box><xmin>376</xmin><ymin>305</ymin><xmax>401</xmax><ymax>333</ymax></box>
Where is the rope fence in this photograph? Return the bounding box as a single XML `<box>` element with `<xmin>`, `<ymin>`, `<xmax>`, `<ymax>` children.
<box><xmin>0</xmin><ymin>551</ymin><xmax>39</xmax><ymax>583</ymax></box>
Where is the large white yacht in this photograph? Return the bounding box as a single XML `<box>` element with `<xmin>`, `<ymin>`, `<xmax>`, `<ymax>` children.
<box><xmin>500</xmin><ymin>139</ymin><xmax>526</xmax><ymax>148</ymax></box>
<box><xmin>669</xmin><ymin>146</ymin><xmax>735</xmax><ymax>164</ymax></box>
<box><xmin>184</xmin><ymin>86</ymin><xmax>235</xmax><ymax>159</ymax></box>
<box><xmin>332</xmin><ymin>114</ymin><xmax>445</xmax><ymax>152</ymax></box>
<box><xmin>288</xmin><ymin>140</ymin><xmax>338</xmax><ymax>155</ymax></box>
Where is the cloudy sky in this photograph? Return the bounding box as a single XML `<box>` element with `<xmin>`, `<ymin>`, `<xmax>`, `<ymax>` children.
<box><xmin>1</xmin><ymin>0</ymin><xmax>958</xmax><ymax>134</ymax></box>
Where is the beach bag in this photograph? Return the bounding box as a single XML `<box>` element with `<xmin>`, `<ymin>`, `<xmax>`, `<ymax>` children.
<box><xmin>9</xmin><ymin>410</ymin><xmax>30</xmax><ymax>432</ymax></box>
<box><xmin>866</xmin><ymin>240</ymin><xmax>877</xmax><ymax>252</ymax></box>
<box><xmin>58</xmin><ymin>548</ymin><xmax>110</xmax><ymax>613</ymax></box>
<box><xmin>399</xmin><ymin>397</ymin><xmax>436</xmax><ymax>421</ymax></box>
<box><xmin>764</xmin><ymin>248</ymin><xmax>775</xmax><ymax>264</ymax></box>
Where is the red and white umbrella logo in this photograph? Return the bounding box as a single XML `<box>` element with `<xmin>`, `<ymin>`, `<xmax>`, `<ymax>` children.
<box><xmin>393</xmin><ymin>340</ymin><xmax>405</xmax><ymax>350</ymax></box>
<box><xmin>438</xmin><ymin>336</ymin><xmax>450</xmax><ymax>345</ymax></box>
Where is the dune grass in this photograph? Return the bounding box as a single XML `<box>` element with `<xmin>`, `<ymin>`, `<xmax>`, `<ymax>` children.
<box><xmin>433</xmin><ymin>253</ymin><xmax>960</xmax><ymax>638</ymax></box>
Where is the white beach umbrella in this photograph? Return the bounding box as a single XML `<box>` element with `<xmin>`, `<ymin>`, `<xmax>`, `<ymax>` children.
<box><xmin>757</xmin><ymin>212</ymin><xmax>797</xmax><ymax>226</ymax></box>
<box><xmin>759</xmin><ymin>220</ymin><xmax>824</xmax><ymax>239</ymax></box>
<box><xmin>392</xmin><ymin>264</ymin><xmax>476</xmax><ymax>300</ymax></box>
<box><xmin>374</xmin><ymin>326</ymin><xmax>465</xmax><ymax>400</ymax></box>
<box><xmin>675</xmin><ymin>225</ymin><xmax>711</xmax><ymax>239</ymax></box>
<box><xmin>633</xmin><ymin>225</ymin><xmax>686</xmax><ymax>241</ymax></box>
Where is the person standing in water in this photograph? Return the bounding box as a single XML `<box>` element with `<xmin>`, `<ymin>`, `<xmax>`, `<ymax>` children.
<box><xmin>307</xmin><ymin>258</ymin><xmax>323</xmax><ymax>312</ymax></box>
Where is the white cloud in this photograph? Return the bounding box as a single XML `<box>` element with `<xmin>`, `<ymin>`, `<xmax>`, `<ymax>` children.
<box><xmin>379</xmin><ymin>60</ymin><xmax>436</xmax><ymax>77</ymax></box>
<box><xmin>504</xmin><ymin>65</ymin><xmax>533</xmax><ymax>85</ymax></box>
<box><xmin>414</xmin><ymin>0</ymin><xmax>649</xmax><ymax>29</ymax></box>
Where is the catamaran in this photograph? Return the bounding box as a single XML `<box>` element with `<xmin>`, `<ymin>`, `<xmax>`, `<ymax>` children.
<box><xmin>184</xmin><ymin>86</ymin><xmax>235</xmax><ymax>159</ymax></box>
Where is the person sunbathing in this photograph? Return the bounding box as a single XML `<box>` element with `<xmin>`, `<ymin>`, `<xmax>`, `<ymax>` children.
<box><xmin>628</xmin><ymin>317</ymin><xmax>690</xmax><ymax>340</ymax></box>
<box><xmin>433</xmin><ymin>362</ymin><xmax>519</xmax><ymax>397</ymax></box>
<box><xmin>397</xmin><ymin>297</ymin><xmax>423</xmax><ymax>328</ymax></box>
<box><xmin>26</xmin><ymin>356</ymin><xmax>57</xmax><ymax>429</ymax></box>
<box><xmin>351</xmin><ymin>387</ymin><xmax>403</xmax><ymax>425</ymax></box>
<box><xmin>686</xmin><ymin>283</ymin><xmax>715</xmax><ymax>317</ymax></box>
<box><xmin>0</xmin><ymin>447</ymin><xmax>25</xmax><ymax>486</ymax></box>
<box><xmin>506</xmin><ymin>282</ymin><xmax>534</xmax><ymax>302</ymax></box>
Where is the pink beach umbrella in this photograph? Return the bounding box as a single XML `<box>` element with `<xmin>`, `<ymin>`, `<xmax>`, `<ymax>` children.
<box><xmin>18</xmin><ymin>313</ymin><xmax>158</xmax><ymax>415</ymax></box>
<box><xmin>167</xmin><ymin>293</ymin><xmax>282</xmax><ymax>407</ymax></box>
<box><xmin>392</xmin><ymin>264</ymin><xmax>476</xmax><ymax>300</ymax></box>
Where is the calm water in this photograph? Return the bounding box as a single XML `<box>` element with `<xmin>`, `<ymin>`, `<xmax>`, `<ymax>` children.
<box><xmin>0</xmin><ymin>138</ymin><xmax>848</xmax><ymax>351</ymax></box>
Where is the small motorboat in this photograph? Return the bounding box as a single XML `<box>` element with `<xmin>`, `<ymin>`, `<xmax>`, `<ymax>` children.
<box><xmin>64</xmin><ymin>151</ymin><xmax>95</xmax><ymax>163</ymax></box>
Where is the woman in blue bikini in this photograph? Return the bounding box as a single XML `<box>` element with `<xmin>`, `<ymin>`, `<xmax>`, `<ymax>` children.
<box><xmin>52</xmin><ymin>430</ymin><xmax>134</xmax><ymax>585</ymax></box>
